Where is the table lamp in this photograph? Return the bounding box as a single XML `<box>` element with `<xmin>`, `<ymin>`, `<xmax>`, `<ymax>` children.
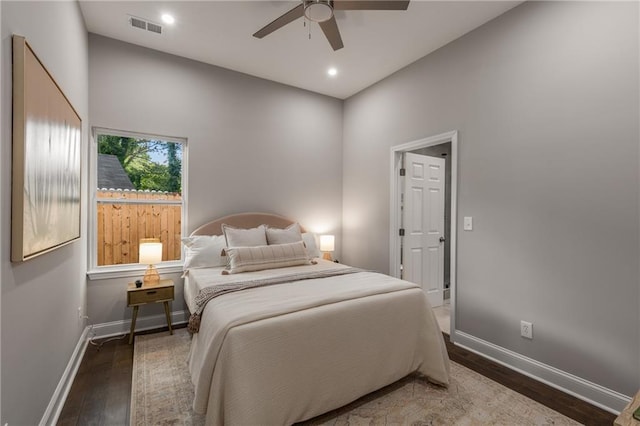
<box><xmin>139</xmin><ymin>238</ymin><xmax>162</xmax><ymax>284</ymax></box>
<box><xmin>320</xmin><ymin>235</ymin><xmax>335</xmax><ymax>261</ymax></box>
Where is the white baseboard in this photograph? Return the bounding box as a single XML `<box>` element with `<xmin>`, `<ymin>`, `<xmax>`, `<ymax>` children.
<box><xmin>452</xmin><ymin>330</ymin><xmax>631</xmax><ymax>414</ymax></box>
<box><xmin>40</xmin><ymin>326</ymin><xmax>90</xmax><ymax>426</ymax></box>
<box><xmin>90</xmin><ymin>310</ymin><xmax>190</xmax><ymax>339</ymax></box>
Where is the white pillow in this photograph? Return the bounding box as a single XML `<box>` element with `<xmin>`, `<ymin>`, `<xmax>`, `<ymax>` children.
<box><xmin>182</xmin><ymin>235</ymin><xmax>227</xmax><ymax>270</ymax></box>
<box><xmin>222</xmin><ymin>224</ymin><xmax>267</xmax><ymax>247</ymax></box>
<box><xmin>223</xmin><ymin>241</ymin><xmax>311</xmax><ymax>274</ymax></box>
<box><xmin>266</xmin><ymin>223</ymin><xmax>303</xmax><ymax>245</ymax></box>
<box><xmin>302</xmin><ymin>232</ymin><xmax>320</xmax><ymax>258</ymax></box>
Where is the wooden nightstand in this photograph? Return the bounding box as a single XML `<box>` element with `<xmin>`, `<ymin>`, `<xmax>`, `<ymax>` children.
<box><xmin>127</xmin><ymin>279</ymin><xmax>174</xmax><ymax>344</ymax></box>
<box><xmin>615</xmin><ymin>389</ymin><xmax>640</xmax><ymax>426</ymax></box>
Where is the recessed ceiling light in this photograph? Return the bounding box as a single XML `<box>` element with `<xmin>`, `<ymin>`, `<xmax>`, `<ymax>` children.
<box><xmin>161</xmin><ymin>14</ymin><xmax>175</xmax><ymax>25</ymax></box>
<box><xmin>328</xmin><ymin>68</ymin><xmax>338</xmax><ymax>77</ymax></box>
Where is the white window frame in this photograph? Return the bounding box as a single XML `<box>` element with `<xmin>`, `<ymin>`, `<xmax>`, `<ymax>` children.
<box><xmin>87</xmin><ymin>127</ymin><xmax>188</xmax><ymax>280</ymax></box>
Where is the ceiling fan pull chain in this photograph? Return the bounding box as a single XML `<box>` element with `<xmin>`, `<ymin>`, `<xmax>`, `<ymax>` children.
<box><xmin>303</xmin><ymin>16</ymin><xmax>311</xmax><ymax>40</ymax></box>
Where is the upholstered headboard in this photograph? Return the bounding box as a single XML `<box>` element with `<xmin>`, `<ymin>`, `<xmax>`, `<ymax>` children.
<box><xmin>190</xmin><ymin>212</ymin><xmax>306</xmax><ymax>236</ymax></box>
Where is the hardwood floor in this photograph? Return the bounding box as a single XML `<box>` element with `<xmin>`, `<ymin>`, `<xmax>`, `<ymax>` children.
<box><xmin>57</xmin><ymin>333</ymin><xmax>134</xmax><ymax>426</ymax></box>
<box><xmin>444</xmin><ymin>338</ymin><xmax>616</xmax><ymax>425</ymax></box>
<box><xmin>58</xmin><ymin>326</ymin><xmax>616</xmax><ymax>426</ymax></box>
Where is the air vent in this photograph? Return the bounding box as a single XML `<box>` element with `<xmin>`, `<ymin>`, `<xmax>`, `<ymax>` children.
<box><xmin>128</xmin><ymin>15</ymin><xmax>163</xmax><ymax>35</ymax></box>
<box><xmin>130</xmin><ymin>17</ymin><xmax>147</xmax><ymax>30</ymax></box>
<box><xmin>147</xmin><ymin>22</ymin><xmax>162</xmax><ymax>34</ymax></box>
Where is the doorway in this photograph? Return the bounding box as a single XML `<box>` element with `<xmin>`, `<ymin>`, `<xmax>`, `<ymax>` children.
<box><xmin>390</xmin><ymin>131</ymin><xmax>458</xmax><ymax>337</ymax></box>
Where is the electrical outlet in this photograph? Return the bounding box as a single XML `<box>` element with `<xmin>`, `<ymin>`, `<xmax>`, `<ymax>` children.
<box><xmin>77</xmin><ymin>306</ymin><xmax>82</xmax><ymax>320</ymax></box>
<box><xmin>520</xmin><ymin>321</ymin><xmax>533</xmax><ymax>339</ymax></box>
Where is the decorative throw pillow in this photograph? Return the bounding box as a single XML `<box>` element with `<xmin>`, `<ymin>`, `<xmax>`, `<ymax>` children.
<box><xmin>302</xmin><ymin>232</ymin><xmax>321</xmax><ymax>258</ymax></box>
<box><xmin>222</xmin><ymin>224</ymin><xmax>267</xmax><ymax>247</ymax></box>
<box><xmin>266</xmin><ymin>223</ymin><xmax>303</xmax><ymax>245</ymax></box>
<box><xmin>223</xmin><ymin>240</ymin><xmax>311</xmax><ymax>274</ymax></box>
<box><xmin>182</xmin><ymin>235</ymin><xmax>227</xmax><ymax>270</ymax></box>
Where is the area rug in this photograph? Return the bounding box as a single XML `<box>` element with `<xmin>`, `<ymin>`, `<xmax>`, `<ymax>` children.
<box><xmin>131</xmin><ymin>329</ymin><xmax>579</xmax><ymax>425</ymax></box>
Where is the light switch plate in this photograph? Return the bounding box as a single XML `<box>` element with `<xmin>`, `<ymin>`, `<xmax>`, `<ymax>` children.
<box><xmin>463</xmin><ymin>216</ymin><xmax>473</xmax><ymax>231</ymax></box>
<box><xmin>521</xmin><ymin>321</ymin><xmax>533</xmax><ymax>339</ymax></box>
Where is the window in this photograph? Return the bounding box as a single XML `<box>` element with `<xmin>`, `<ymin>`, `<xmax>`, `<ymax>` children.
<box><xmin>90</xmin><ymin>128</ymin><xmax>186</xmax><ymax>276</ymax></box>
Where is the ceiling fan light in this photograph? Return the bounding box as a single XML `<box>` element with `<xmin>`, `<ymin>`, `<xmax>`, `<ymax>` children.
<box><xmin>304</xmin><ymin>1</ymin><xmax>333</xmax><ymax>23</ymax></box>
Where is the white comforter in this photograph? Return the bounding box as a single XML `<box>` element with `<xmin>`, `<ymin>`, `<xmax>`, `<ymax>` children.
<box><xmin>186</xmin><ymin>260</ymin><xmax>450</xmax><ymax>425</ymax></box>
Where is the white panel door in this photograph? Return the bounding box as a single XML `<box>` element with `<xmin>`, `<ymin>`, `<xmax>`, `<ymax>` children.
<box><xmin>402</xmin><ymin>152</ymin><xmax>445</xmax><ymax>307</ymax></box>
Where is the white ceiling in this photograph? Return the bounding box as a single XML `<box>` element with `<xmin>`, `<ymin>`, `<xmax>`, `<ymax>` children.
<box><xmin>79</xmin><ymin>1</ymin><xmax>522</xmax><ymax>99</ymax></box>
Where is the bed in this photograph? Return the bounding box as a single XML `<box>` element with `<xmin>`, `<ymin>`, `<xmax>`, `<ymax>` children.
<box><xmin>184</xmin><ymin>212</ymin><xmax>450</xmax><ymax>425</ymax></box>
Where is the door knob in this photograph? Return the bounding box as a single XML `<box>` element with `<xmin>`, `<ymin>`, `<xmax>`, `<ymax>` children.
<box><xmin>439</xmin><ymin>236</ymin><xmax>446</xmax><ymax>243</ymax></box>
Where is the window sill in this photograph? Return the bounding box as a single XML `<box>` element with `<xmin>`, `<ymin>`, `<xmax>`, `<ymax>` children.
<box><xmin>87</xmin><ymin>263</ymin><xmax>184</xmax><ymax>281</ymax></box>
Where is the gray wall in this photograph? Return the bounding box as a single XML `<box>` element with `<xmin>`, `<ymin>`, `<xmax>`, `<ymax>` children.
<box><xmin>1</xmin><ymin>1</ymin><xmax>89</xmax><ymax>424</ymax></box>
<box><xmin>87</xmin><ymin>35</ymin><xmax>344</xmax><ymax>325</ymax></box>
<box><xmin>342</xmin><ymin>1</ymin><xmax>639</xmax><ymax>397</ymax></box>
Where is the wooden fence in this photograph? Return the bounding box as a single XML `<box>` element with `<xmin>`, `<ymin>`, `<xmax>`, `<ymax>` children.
<box><xmin>97</xmin><ymin>190</ymin><xmax>182</xmax><ymax>266</ymax></box>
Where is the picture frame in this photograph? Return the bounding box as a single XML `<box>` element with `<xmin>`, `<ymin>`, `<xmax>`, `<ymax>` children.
<box><xmin>11</xmin><ymin>35</ymin><xmax>82</xmax><ymax>262</ymax></box>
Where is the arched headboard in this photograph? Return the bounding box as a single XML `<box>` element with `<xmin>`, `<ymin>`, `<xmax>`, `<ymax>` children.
<box><xmin>190</xmin><ymin>212</ymin><xmax>306</xmax><ymax>236</ymax></box>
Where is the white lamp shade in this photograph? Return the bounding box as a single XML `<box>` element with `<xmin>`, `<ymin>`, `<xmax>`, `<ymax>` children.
<box><xmin>139</xmin><ymin>241</ymin><xmax>162</xmax><ymax>265</ymax></box>
<box><xmin>319</xmin><ymin>235</ymin><xmax>335</xmax><ymax>252</ymax></box>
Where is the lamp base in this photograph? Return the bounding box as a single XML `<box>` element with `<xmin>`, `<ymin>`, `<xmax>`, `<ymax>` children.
<box><xmin>143</xmin><ymin>264</ymin><xmax>160</xmax><ymax>285</ymax></box>
<box><xmin>322</xmin><ymin>252</ymin><xmax>333</xmax><ymax>261</ymax></box>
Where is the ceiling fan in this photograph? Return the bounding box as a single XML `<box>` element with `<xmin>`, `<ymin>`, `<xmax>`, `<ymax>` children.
<box><xmin>253</xmin><ymin>0</ymin><xmax>410</xmax><ymax>51</ymax></box>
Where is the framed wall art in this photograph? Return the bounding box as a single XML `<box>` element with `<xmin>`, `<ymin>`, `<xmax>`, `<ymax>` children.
<box><xmin>12</xmin><ymin>35</ymin><xmax>82</xmax><ymax>262</ymax></box>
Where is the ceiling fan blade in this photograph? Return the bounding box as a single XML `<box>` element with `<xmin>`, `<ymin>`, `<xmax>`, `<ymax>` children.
<box><xmin>253</xmin><ymin>4</ymin><xmax>304</xmax><ymax>39</ymax></box>
<box><xmin>333</xmin><ymin>0</ymin><xmax>410</xmax><ymax>11</ymax></box>
<box><xmin>319</xmin><ymin>15</ymin><xmax>344</xmax><ymax>51</ymax></box>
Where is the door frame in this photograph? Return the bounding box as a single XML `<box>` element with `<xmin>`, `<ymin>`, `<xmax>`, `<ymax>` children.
<box><xmin>389</xmin><ymin>130</ymin><xmax>458</xmax><ymax>338</ymax></box>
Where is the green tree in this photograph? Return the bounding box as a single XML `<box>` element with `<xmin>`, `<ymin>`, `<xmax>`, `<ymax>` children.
<box><xmin>98</xmin><ymin>136</ymin><xmax>181</xmax><ymax>193</ymax></box>
<box><xmin>167</xmin><ymin>143</ymin><xmax>181</xmax><ymax>193</ymax></box>
<box><xmin>98</xmin><ymin>135</ymin><xmax>163</xmax><ymax>168</ymax></box>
